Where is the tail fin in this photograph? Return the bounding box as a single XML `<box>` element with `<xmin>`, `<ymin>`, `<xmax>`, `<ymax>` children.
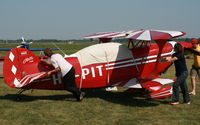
<box><xmin>3</xmin><ymin>48</ymin><xmax>48</xmax><ymax>88</ymax></box>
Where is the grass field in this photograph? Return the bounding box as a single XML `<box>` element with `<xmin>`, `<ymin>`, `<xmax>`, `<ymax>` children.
<box><xmin>0</xmin><ymin>42</ymin><xmax>200</xmax><ymax>125</ymax></box>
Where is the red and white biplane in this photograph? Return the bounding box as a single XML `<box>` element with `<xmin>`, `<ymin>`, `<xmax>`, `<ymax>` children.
<box><xmin>3</xmin><ymin>29</ymin><xmax>192</xmax><ymax>100</ymax></box>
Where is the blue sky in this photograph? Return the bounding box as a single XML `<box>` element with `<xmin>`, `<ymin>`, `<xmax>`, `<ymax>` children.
<box><xmin>0</xmin><ymin>0</ymin><xmax>199</xmax><ymax>40</ymax></box>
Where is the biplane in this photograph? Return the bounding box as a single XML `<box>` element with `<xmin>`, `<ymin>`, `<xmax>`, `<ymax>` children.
<box><xmin>3</xmin><ymin>30</ymin><xmax>192</xmax><ymax>100</ymax></box>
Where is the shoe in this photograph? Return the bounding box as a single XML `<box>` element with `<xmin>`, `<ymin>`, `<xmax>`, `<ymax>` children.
<box><xmin>185</xmin><ymin>102</ymin><xmax>191</xmax><ymax>104</ymax></box>
<box><xmin>77</xmin><ymin>92</ymin><xmax>85</xmax><ymax>101</ymax></box>
<box><xmin>105</xmin><ymin>86</ymin><xmax>118</xmax><ymax>91</ymax></box>
<box><xmin>170</xmin><ymin>102</ymin><xmax>179</xmax><ymax>105</ymax></box>
<box><xmin>189</xmin><ymin>92</ymin><xmax>196</xmax><ymax>95</ymax></box>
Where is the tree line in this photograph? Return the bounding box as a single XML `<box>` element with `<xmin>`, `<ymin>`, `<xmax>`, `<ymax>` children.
<box><xmin>0</xmin><ymin>38</ymin><xmax>199</xmax><ymax>43</ymax></box>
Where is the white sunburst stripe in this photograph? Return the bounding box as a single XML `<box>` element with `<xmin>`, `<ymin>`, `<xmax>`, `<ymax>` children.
<box><xmin>20</xmin><ymin>75</ymin><xmax>38</xmax><ymax>87</ymax></box>
<box><xmin>112</xmin><ymin>78</ymin><xmax>141</xmax><ymax>88</ymax></box>
<box><xmin>105</xmin><ymin>56</ymin><xmax>155</xmax><ymax>67</ymax></box>
<box><xmin>85</xmin><ymin>30</ymin><xmax>138</xmax><ymax>39</ymax></box>
<box><xmin>105</xmin><ymin>50</ymin><xmax>174</xmax><ymax>70</ymax></box>
<box><xmin>105</xmin><ymin>49</ymin><xmax>174</xmax><ymax>67</ymax></box>
<box><xmin>20</xmin><ymin>72</ymin><xmax>42</xmax><ymax>83</ymax></box>
<box><xmin>151</xmin><ymin>89</ymin><xmax>172</xmax><ymax>96</ymax></box>
<box><xmin>152</xmin><ymin>78</ymin><xmax>174</xmax><ymax>85</ymax></box>
<box><xmin>151</xmin><ymin>92</ymin><xmax>172</xmax><ymax>98</ymax></box>
<box><xmin>151</xmin><ymin>91</ymin><xmax>172</xmax><ymax>98</ymax></box>
<box><xmin>108</xmin><ymin>30</ymin><xmax>136</xmax><ymax>38</ymax></box>
<box><xmin>136</xmin><ymin>30</ymin><xmax>151</xmax><ymax>41</ymax></box>
<box><xmin>109</xmin><ymin>32</ymin><xmax>127</xmax><ymax>38</ymax></box>
<box><xmin>154</xmin><ymin>30</ymin><xmax>183</xmax><ymax>37</ymax></box>
<box><xmin>150</xmin><ymin>89</ymin><xmax>172</xmax><ymax>98</ymax></box>
<box><xmin>20</xmin><ymin>72</ymin><xmax>46</xmax><ymax>87</ymax></box>
<box><xmin>105</xmin><ymin>59</ymin><xmax>133</xmax><ymax>67</ymax></box>
<box><xmin>105</xmin><ymin>55</ymin><xmax>158</xmax><ymax>67</ymax></box>
<box><xmin>20</xmin><ymin>72</ymin><xmax>45</xmax><ymax>83</ymax></box>
<box><xmin>20</xmin><ymin>72</ymin><xmax>46</xmax><ymax>86</ymax></box>
<box><xmin>106</xmin><ymin>59</ymin><xmax>157</xmax><ymax>70</ymax></box>
<box><xmin>125</xmin><ymin>30</ymin><xmax>143</xmax><ymax>39</ymax></box>
<box><xmin>84</xmin><ymin>32</ymin><xmax>121</xmax><ymax>39</ymax></box>
<box><xmin>21</xmin><ymin>72</ymin><xmax>46</xmax><ymax>87</ymax></box>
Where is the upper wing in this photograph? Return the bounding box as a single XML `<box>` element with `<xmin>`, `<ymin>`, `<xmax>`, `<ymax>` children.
<box><xmin>84</xmin><ymin>31</ymin><xmax>134</xmax><ymax>39</ymax></box>
<box><xmin>84</xmin><ymin>30</ymin><xmax>186</xmax><ymax>41</ymax></box>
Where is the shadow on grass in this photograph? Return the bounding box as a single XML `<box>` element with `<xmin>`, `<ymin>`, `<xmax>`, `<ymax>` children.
<box><xmin>0</xmin><ymin>93</ymin><xmax>77</xmax><ymax>102</ymax></box>
<box><xmin>0</xmin><ymin>88</ymin><xmax>162</xmax><ymax>107</ymax></box>
<box><xmin>83</xmin><ymin>88</ymin><xmax>160</xmax><ymax>107</ymax></box>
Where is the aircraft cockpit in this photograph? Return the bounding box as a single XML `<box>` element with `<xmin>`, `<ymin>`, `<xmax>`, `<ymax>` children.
<box><xmin>128</xmin><ymin>39</ymin><xmax>151</xmax><ymax>49</ymax></box>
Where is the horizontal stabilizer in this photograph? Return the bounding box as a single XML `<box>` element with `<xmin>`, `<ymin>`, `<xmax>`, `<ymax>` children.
<box><xmin>14</xmin><ymin>72</ymin><xmax>48</xmax><ymax>88</ymax></box>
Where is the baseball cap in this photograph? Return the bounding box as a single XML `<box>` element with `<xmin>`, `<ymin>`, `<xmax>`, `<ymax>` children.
<box><xmin>191</xmin><ymin>38</ymin><xmax>198</xmax><ymax>44</ymax></box>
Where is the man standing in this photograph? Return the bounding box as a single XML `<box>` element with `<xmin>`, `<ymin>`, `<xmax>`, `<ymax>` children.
<box><xmin>189</xmin><ymin>38</ymin><xmax>200</xmax><ymax>95</ymax></box>
<box><xmin>165</xmin><ymin>43</ymin><xmax>190</xmax><ymax>105</ymax></box>
<box><xmin>42</xmin><ymin>48</ymin><xmax>85</xmax><ymax>101</ymax></box>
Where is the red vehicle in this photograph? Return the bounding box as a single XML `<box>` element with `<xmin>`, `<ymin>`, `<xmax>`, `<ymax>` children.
<box><xmin>3</xmin><ymin>30</ymin><xmax>192</xmax><ymax>99</ymax></box>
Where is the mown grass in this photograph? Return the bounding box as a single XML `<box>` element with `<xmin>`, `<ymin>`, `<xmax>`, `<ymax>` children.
<box><xmin>0</xmin><ymin>42</ymin><xmax>200</xmax><ymax>125</ymax></box>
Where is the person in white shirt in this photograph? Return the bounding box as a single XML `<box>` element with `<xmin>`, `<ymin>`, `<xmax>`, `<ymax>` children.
<box><xmin>41</xmin><ymin>48</ymin><xmax>85</xmax><ymax>101</ymax></box>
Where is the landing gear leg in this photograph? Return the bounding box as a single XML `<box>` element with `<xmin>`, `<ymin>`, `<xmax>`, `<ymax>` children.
<box><xmin>16</xmin><ymin>89</ymin><xmax>27</xmax><ymax>101</ymax></box>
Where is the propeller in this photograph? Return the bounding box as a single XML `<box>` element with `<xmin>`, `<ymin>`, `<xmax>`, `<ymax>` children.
<box><xmin>17</xmin><ymin>37</ymin><xmax>32</xmax><ymax>49</ymax></box>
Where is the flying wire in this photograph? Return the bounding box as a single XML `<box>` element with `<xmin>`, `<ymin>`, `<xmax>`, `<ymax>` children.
<box><xmin>51</xmin><ymin>42</ymin><xmax>67</xmax><ymax>56</ymax></box>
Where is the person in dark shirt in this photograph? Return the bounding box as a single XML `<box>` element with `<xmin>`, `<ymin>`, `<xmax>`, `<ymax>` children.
<box><xmin>165</xmin><ymin>43</ymin><xmax>190</xmax><ymax>105</ymax></box>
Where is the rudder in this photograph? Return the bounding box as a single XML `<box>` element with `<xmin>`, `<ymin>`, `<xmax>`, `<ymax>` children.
<box><xmin>3</xmin><ymin>48</ymin><xmax>48</xmax><ymax>88</ymax></box>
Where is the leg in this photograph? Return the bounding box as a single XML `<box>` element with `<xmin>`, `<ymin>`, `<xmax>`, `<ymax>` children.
<box><xmin>63</xmin><ymin>67</ymin><xmax>84</xmax><ymax>101</ymax></box>
<box><xmin>180</xmin><ymin>80</ymin><xmax>190</xmax><ymax>103</ymax></box>
<box><xmin>190</xmin><ymin>67</ymin><xmax>197</xmax><ymax>95</ymax></box>
<box><xmin>190</xmin><ymin>76</ymin><xmax>196</xmax><ymax>95</ymax></box>
<box><xmin>16</xmin><ymin>89</ymin><xmax>27</xmax><ymax>101</ymax></box>
<box><xmin>172</xmin><ymin>81</ymin><xmax>180</xmax><ymax>103</ymax></box>
<box><xmin>172</xmin><ymin>71</ymin><xmax>188</xmax><ymax>103</ymax></box>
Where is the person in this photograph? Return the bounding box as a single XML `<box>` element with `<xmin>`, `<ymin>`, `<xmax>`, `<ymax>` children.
<box><xmin>189</xmin><ymin>38</ymin><xmax>200</xmax><ymax>95</ymax></box>
<box><xmin>164</xmin><ymin>43</ymin><xmax>190</xmax><ymax>105</ymax></box>
<box><xmin>41</xmin><ymin>48</ymin><xmax>85</xmax><ymax>101</ymax></box>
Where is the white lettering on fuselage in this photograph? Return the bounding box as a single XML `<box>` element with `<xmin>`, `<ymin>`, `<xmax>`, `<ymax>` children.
<box><xmin>23</xmin><ymin>56</ymin><xmax>34</xmax><ymax>64</ymax></box>
<box><xmin>52</xmin><ymin>73</ymin><xmax>62</xmax><ymax>85</ymax></box>
<box><xmin>82</xmin><ymin>65</ymin><xmax>103</xmax><ymax>79</ymax></box>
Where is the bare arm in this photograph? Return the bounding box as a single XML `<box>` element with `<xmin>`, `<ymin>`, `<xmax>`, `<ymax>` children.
<box><xmin>184</xmin><ymin>47</ymin><xmax>200</xmax><ymax>56</ymax></box>
<box><xmin>165</xmin><ymin>56</ymin><xmax>178</xmax><ymax>62</ymax></box>
<box><xmin>159</xmin><ymin>56</ymin><xmax>178</xmax><ymax>63</ymax></box>
<box><xmin>47</xmin><ymin>67</ymin><xmax>61</xmax><ymax>75</ymax></box>
<box><xmin>40</xmin><ymin>59</ymin><xmax>52</xmax><ymax>65</ymax></box>
<box><xmin>40</xmin><ymin>59</ymin><xmax>61</xmax><ymax>75</ymax></box>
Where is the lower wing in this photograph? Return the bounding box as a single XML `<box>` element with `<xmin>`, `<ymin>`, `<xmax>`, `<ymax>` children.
<box><xmin>113</xmin><ymin>78</ymin><xmax>174</xmax><ymax>99</ymax></box>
